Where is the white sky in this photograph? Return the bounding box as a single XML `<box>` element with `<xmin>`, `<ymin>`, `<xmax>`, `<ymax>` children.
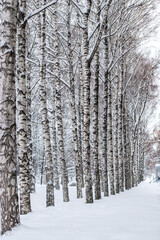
<box><xmin>140</xmin><ymin>3</ymin><xmax>160</xmax><ymax>132</ymax></box>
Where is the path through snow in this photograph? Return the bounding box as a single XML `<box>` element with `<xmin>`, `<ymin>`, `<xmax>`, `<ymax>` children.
<box><xmin>2</xmin><ymin>182</ymin><xmax>160</xmax><ymax>240</ymax></box>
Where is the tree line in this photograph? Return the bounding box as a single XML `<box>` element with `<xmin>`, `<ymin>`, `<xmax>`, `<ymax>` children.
<box><xmin>0</xmin><ymin>0</ymin><xmax>158</xmax><ymax>235</ymax></box>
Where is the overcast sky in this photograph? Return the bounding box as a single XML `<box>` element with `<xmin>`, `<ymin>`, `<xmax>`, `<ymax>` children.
<box><xmin>139</xmin><ymin>3</ymin><xmax>160</xmax><ymax>132</ymax></box>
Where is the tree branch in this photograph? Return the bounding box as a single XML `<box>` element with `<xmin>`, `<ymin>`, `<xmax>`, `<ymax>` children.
<box><xmin>23</xmin><ymin>0</ymin><xmax>58</xmax><ymax>24</ymax></box>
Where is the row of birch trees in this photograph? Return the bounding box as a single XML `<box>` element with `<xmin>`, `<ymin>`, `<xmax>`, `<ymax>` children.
<box><xmin>0</xmin><ymin>0</ymin><xmax>158</xmax><ymax>235</ymax></box>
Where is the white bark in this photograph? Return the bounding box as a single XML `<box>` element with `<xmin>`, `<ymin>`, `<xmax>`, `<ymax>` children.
<box><xmin>26</xmin><ymin>62</ymin><xmax>35</xmax><ymax>193</ymax></box>
<box><xmin>17</xmin><ymin>0</ymin><xmax>31</xmax><ymax>214</ymax></box>
<box><xmin>93</xmin><ymin>0</ymin><xmax>101</xmax><ymax>200</ymax></box>
<box><xmin>67</xmin><ymin>0</ymin><xmax>83</xmax><ymax>198</ymax></box>
<box><xmin>82</xmin><ymin>0</ymin><xmax>93</xmax><ymax>203</ymax></box>
<box><xmin>102</xmin><ymin>25</ymin><xmax>109</xmax><ymax>197</ymax></box>
<box><xmin>53</xmin><ymin>5</ymin><xmax>69</xmax><ymax>202</ymax></box>
<box><xmin>108</xmin><ymin>77</ymin><xmax>115</xmax><ymax>195</ymax></box>
<box><xmin>39</xmin><ymin>1</ymin><xmax>54</xmax><ymax>207</ymax></box>
<box><xmin>0</xmin><ymin>0</ymin><xmax>20</xmax><ymax>234</ymax></box>
<box><xmin>114</xmin><ymin>74</ymin><xmax>119</xmax><ymax>194</ymax></box>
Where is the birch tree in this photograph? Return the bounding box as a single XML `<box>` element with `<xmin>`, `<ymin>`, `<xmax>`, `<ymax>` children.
<box><xmin>51</xmin><ymin>81</ymin><xmax>60</xmax><ymax>190</ymax></box>
<box><xmin>67</xmin><ymin>0</ymin><xmax>83</xmax><ymax>198</ymax></box>
<box><xmin>39</xmin><ymin>0</ymin><xmax>55</xmax><ymax>207</ymax></box>
<box><xmin>82</xmin><ymin>0</ymin><xmax>93</xmax><ymax>203</ymax></box>
<box><xmin>26</xmin><ymin>61</ymin><xmax>35</xmax><ymax>193</ymax></box>
<box><xmin>0</xmin><ymin>0</ymin><xmax>20</xmax><ymax>234</ymax></box>
<box><xmin>17</xmin><ymin>0</ymin><xmax>31</xmax><ymax>214</ymax></box>
<box><xmin>53</xmin><ymin>3</ymin><xmax>69</xmax><ymax>202</ymax></box>
<box><xmin>93</xmin><ymin>0</ymin><xmax>101</xmax><ymax>200</ymax></box>
<box><xmin>102</xmin><ymin>22</ymin><xmax>109</xmax><ymax>197</ymax></box>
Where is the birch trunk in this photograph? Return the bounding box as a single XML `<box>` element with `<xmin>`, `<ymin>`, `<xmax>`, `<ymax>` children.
<box><xmin>67</xmin><ymin>0</ymin><xmax>83</xmax><ymax>198</ymax></box>
<box><xmin>51</xmin><ymin>86</ymin><xmax>60</xmax><ymax>190</ymax></box>
<box><xmin>48</xmin><ymin>11</ymin><xmax>60</xmax><ymax>191</ymax></box>
<box><xmin>82</xmin><ymin>1</ymin><xmax>93</xmax><ymax>203</ymax></box>
<box><xmin>118</xmin><ymin>49</ymin><xmax>124</xmax><ymax>192</ymax></box>
<box><xmin>139</xmin><ymin>127</ymin><xmax>144</xmax><ymax>182</ymax></box>
<box><xmin>114</xmin><ymin>74</ymin><xmax>119</xmax><ymax>194</ymax></box>
<box><xmin>53</xmin><ymin>5</ymin><xmax>69</xmax><ymax>202</ymax></box>
<box><xmin>17</xmin><ymin>0</ymin><xmax>31</xmax><ymax>214</ymax></box>
<box><xmin>93</xmin><ymin>0</ymin><xmax>101</xmax><ymax>200</ymax></box>
<box><xmin>78</xmin><ymin>61</ymin><xmax>85</xmax><ymax>188</ymax></box>
<box><xmin>136</xmin><ymin>128</ymin><xmax>140</xmax><ymax>185</ymax></box>
<box><xmin>77</xmin><ymin>5</ymin><xmax>84</xmax><ymax>188</ymax></box>
<box><xmin>39</xmin><ymin>1</ymin><xmax>54</xmax><ymax>206</ymax></box>
<box><xmin>102</xmin><ymin>25</ymin><xmax>109</xmax><ymax>197</ymax></box>
<box><xmin>0</xmin><ymin>0</ymin><xmax>20</xmax><ymax>234</ymax></box>
<box><xmin>123</xmin><ymin>105</ymin><xmax>131</xmax><ymax>190</ymax></box>
<box><xmin>108</xmin><ymin>77</ymin><xmax>115</xmax><ymax>195</ymax></box>
<box><xmin>130</xmin><ymin>120</ymin><xmax>135</xmax><ymax>188</ymax></box>
<box><xmin>26</xmin><ymin>62</ymin><xmax>35</xmax><ymax>193</ymax></box>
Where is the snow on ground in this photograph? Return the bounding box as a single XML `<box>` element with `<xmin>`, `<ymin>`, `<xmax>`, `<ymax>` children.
<box><xmin>2</xmin><ymin>182</ymin><xmax>160</xmax><ymax>240</ymax></box>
